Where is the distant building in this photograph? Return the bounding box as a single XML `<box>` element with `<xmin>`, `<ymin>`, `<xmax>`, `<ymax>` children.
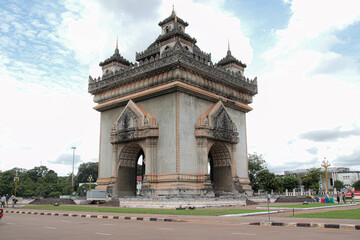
<box><xmin>284</xmin><ymin>167</ymin><xmax>360</xmax><ymax>191</ymax></box>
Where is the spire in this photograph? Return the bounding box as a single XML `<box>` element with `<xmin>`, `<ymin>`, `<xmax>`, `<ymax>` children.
<box><xmin>158</xmin><ymin>6</ymin><xmax>188</xmax><ymax>27</ymax></box>
<box><xmin>114</xmin><ymin>37</ymin><xmax>120</xmax><ymax>55</ymax></box>
<box><xmin>227</xmin><ymin>39</ymin><xmax>231</xmax><ymax>56</ymax></box>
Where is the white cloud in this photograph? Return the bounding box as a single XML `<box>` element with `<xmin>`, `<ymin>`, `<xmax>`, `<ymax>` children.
<box><xmin>56</xmin><ymin>0</ymin><xmax>252</xmax><ymax>77</ymax></box>
<box><xmin>265</xmin><ymin>0</ymin><xmax>360</xmax><ymax>59</ymax></box>
<box><xmin>247</xmin><ymin>0</ymin><xmax>360</xmax><ymax>173</ymax></box>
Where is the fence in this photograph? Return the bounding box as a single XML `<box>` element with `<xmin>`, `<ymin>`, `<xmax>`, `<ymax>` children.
<box><xmin>285</xmin><ymin>189</ymin><xmax>338</xmax><ymax>196</ymax></box>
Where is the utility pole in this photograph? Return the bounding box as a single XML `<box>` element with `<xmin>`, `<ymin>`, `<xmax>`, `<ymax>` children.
<box><xmin>321</xmin><ymin>157</ymin><xmax>331</xmax><ymax>194</ymax></box>
<box><xmin>14</xmin><ymin>176</ymin><xmax>19</xmax><ymax>197</ymax></box>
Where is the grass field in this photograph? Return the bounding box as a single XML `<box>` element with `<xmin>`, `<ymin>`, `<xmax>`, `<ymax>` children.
<box><xmin>21</xmin><ymin>206</ymin><xmax>265</xmax><ymax>216</ymax></box>
<box><xmin>269</xmin><ymin>203</ymin><xmax>349</xmax><ymax>209</ymax></box>
<box><xmin>290</xmin><ymin>208</ymin><xmax>360</xmax><ymax>219</ymax></box>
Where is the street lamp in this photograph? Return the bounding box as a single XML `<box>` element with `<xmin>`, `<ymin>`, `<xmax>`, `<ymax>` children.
<box><xmin>71</xmin><ymin>147</ymin><xmax>76</xmax><ymax>188</ymax></box>
<box><xmin>87</xmin><ymin>175</ymin><xmax>94</xmax><ymax>191</ymax></box>
<box><xmin>321</xmin><ymin>157</ymin><xmax>331</xmax><ymax>195</ymax></box>
<box><xmin>14</xmin><ymin>176</ymin><xmax>19</xmax><ymax>197</ymax></box>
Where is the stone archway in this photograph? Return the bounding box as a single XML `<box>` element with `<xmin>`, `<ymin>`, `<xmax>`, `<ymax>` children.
<box><xmin>117</xmin><ymin>143</ymin><xmax>145</xmax><ymax>197</ymax></box>
<box><xmin>208</xmin><ymin>143</ymin><xmax>233</xmax><ymax>196</ymax></box>
<box><xmin>109</xmin><ymin>100</ymin><xmax>158</xmax><ymax>197</ymax></box>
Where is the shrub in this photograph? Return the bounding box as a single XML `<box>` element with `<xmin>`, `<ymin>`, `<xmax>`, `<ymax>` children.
<box><xmin>48</xmin><ymin>191</ymin><xmax>61</xmax><ymax>198</ymax></box>
<box><xmin>22</xmin><ymin>189</ymin><xmax>36</xmax><ymax>197</ymax></box>
<box><xmin>353</xmin><ymin>180</ymin><xmax>360</xmax><ymax>191</ymax></box>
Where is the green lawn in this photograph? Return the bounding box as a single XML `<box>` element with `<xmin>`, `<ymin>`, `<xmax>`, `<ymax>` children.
<box><xmin>20</xmin><ymin>206</ymin><xmax>264</xmax><ymax>216</ymax></box>
<box><xmin>270</xmin><ymin>203</ymin><xmax>348</xmax><ymax>209</ymax></box>
<box><xmin>289</xmin><ymin>208</ymin><xmax>360</xmax><ymax>219</ymax></box>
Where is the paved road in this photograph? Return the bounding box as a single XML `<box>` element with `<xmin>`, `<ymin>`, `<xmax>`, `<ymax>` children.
<box><xmin>1</xmin><ymin>213</ymin><xmax>358</xmax><ymax>240</ymax></box>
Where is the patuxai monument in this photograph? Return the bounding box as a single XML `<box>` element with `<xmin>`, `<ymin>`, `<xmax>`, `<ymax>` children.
<box><xmin>88</xmin><ymin>9</ymin><xmax>258</xmax><ymax>198</ymax></box>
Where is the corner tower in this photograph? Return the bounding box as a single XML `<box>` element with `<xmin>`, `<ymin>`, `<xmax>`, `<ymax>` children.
<box><xmin>88</xmin><ymin>9</ymin><xmax>258</xmax><ymax>198</ymax></box>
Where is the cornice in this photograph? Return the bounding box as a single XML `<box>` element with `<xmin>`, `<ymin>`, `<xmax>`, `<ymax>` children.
<box><xmin>93</xmin><ymin>81</ymin><xmax>253</xmax><ymax>113</ymax></box>
<box><xmin>89</xmin><ymin>51</ymin><xmax>257</xmax><ymax>97</ymax></box>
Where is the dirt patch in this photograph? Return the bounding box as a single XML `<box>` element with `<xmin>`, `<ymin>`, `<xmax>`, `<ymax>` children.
<box><xmin>29</xmin><ymin>198</ymin><xmax>76</xmax><ymax>205</ymax></box>
<box><xmin>98</xmin><ymin>199</ymin><xmax>120</xmax><ymax>207</ymax></box>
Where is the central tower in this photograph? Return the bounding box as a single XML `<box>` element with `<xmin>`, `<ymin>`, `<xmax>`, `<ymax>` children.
<box><xmin>88</xmin><ymin>9</ymin><xmax>258</xmax><ymax>198</ymax></box>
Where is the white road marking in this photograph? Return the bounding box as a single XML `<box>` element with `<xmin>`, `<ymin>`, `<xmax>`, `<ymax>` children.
<box><xmin>60</xmin><ymin>220</ymin><xmax>72</xmax><ymax>223</ymax></box>
<box><xmin>231</xmin><ymin>232</ymin><xmax>256</xmax><ymax>236</ymax></box>
<box><xmin>157</xmin><ymin>228</ymin><xmax>174</xmax><ymax>230</ymax></box>
<box><xmin>95</xmin><ymin>232</ymin><xmax>112</xmax><ymax>236</ymax></box>
<box><xmin>5</xmin><ymin>223</ymin><xmax>14</xmax><ymax>225</ymax></box>
<box><xmin>102</xmin><ymin>224</ymin><xmax>114</xmax><ymax>226</ymax></box>
<box><xmin>44</xmin><ymin>227</ymin><xmax>56</xmax><ymax>230</ymax></box>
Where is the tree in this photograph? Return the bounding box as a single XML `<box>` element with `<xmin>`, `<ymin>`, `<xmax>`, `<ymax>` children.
<box><xmin>334</xmin><ymin>180</ymin><xmax>345</xmax><ymax>190</ymax></box>
<box><xmin>281</xmin><ymin>175</ymin><xmax>300</xmax><ymax>191</ymax></box>
<box><xmin>353</xmin><ymin>180</ymin><xmax>360</xmax><ymax>191</ymax></box>
<box><xmin>301</xmin><ymin>168</ymin><xmax>321</xmax><ymax>191</ymax></box>
<box><xmin>76</xmin><ymin>162</ymin><xmax>98</xmax><ymax>186</ymax></box>
<box><xmin>248</xmin><ymin>153</ymin><xmax>267</xmax><ymax>192</ymax></box>
<box><xmin>27</xmin><ymin>166</ymin><xmax>50</xmax><ymax>182</ymax></box>
<box><xmin>256</xmin><ymin>170</ymin><xmax>281</xmax><ymax>193</ymax></box>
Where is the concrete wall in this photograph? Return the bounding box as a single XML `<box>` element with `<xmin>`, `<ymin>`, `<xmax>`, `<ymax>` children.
<box><xmin>99</xmin><ymin>106</ymin><xmax>125</xmax><ymax>178</ymax></box>
<box><xmin>99</xmin><ymin>93</ymin><xmax>177</xmax><ymax>179</ymax></box>
<box><xmin>98</xmin><ymin>90</ymin><xmax>250</xmax><ymax>196</ymax></box>
<box><xmin>179</xmin><ymin>92</ymin><xmax>211</xmax><ymax>173</ymax></box>
<box><xmin>227</xmin><ymin>108</ymin><xmax>248</xmax><ymax>179</ymax></box>
<box><xmin>137</xmin><ymin>93</ymin><xmax>176</xmax><ymax>174</ymax></box>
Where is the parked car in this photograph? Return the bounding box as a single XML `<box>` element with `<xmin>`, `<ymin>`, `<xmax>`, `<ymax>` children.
<box><xmin>0</xmin><ymin>207</ymin><xmax>3</xmax><ymax>220</ymax></box>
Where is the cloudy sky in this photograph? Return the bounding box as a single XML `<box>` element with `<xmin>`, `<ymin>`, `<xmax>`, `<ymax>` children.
<box><xmin>1</xmin><ymin>0</ymin><xmax>360</xmax><ymax>176</ymax></box>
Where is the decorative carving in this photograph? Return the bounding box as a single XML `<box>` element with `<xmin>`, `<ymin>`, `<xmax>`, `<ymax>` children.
<box><xmin>119</xmin><ymin>143</ymin><xmax>142</xmax><ymax>168</ymax></box>
<box><xmin>144</xmin><ymin>173</ymin><xmax>207</xmax><ymax>183</ymax></box>
<box><xmin>195</xmin><ymin>101</ymin><xmax>239</xmax><ymax>143</ymax></box>
<box><xmin>209</xmin><ymin>143</ymin><xmax>231</xmax><ymax>167</ymax></box>
<box><xmin>88</xmin><ymin>52</ymin><xmax>257</xmax><ymax>100</ymax></box>
<box><xmin>110</xmin><ymin>100</ymin><xmax>159</xmax><ymax>143</ymax></box>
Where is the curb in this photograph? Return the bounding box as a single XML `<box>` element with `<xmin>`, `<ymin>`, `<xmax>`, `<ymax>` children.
<box><xmin>256</xmin><ymin>203</ymin><xmax>358</xmax><ymax>210</ymax></box>
<box><xmin>4</xmin><ymin>210</ymin><xmax>184</xmax><ymax>223</ymax></box>
<box><xmin>220</xmin><ymin>210</ymin><xmax>283</xmax><ymax>217</ymax></box>
<box><xmin>249</xmin><ymin>221</ymin><xmax>360</xmax><ymax>231</ymax></box>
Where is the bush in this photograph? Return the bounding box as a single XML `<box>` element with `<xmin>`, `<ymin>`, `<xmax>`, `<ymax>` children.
<box><xmin>334</xmin><ymin>180</ymin><xmax>345</xmax><ymax>190</ymax></box>
<box><xmin>48</xmin><ymin>191</ymin><xmax>61</xmax><ymax>198</ymax></box>
<box><xmin>22</xmin><ymin>189</ymin><xmax>36</xmax><ymax>197</ymax></box>
<box><xmin>353</xmin><ymin>180</ymin><xmax>360</xmax><ymax>191</ymax></box>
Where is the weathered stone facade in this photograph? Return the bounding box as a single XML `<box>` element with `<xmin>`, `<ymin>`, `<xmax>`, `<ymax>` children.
<box><xmin>89</xmin><ymin>9</ymin><xmax>257</xmax><ymax>198</ymax></box>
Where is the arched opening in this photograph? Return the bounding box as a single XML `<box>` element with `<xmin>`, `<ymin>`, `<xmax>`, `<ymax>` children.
<box><xmin>118</xmin><ymin>143</ymin><xmax>145</xmax><ymax>197</ymax></box>
<box><xmin>208</xmin><ymin>143</ymin><xmax>233</xmax><ymax>196</ymax></box>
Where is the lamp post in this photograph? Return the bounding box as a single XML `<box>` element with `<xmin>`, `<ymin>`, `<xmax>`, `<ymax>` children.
<box><xmin>87</xmin><ymin>175</ymin><xmax>94</xmax><ymax>191</ymax></box>
<box><xmin>14</xmin><ymin>176</ymin><xmax>19</xmax><ymax>197</ymax></box>
<box><xmin>321</xmin><ymin>157</ymin><xmax>331</xmax><ymax>195</ymax></box>
<box><xmin>71</xmin><ymin>147</ymin><xmax>76</xmax><ymax>188</ymax></box>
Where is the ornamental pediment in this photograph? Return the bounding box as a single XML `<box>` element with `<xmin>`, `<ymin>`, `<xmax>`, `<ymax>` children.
<box><xmin>195</xmin><ymin>101</ymin><xmax>239</xmax><ymax>143</ymax></box>
<box><xmin>110</xmin><ymin>100</ymin><xmax>158</xmax><ymax>143</ymax></box>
